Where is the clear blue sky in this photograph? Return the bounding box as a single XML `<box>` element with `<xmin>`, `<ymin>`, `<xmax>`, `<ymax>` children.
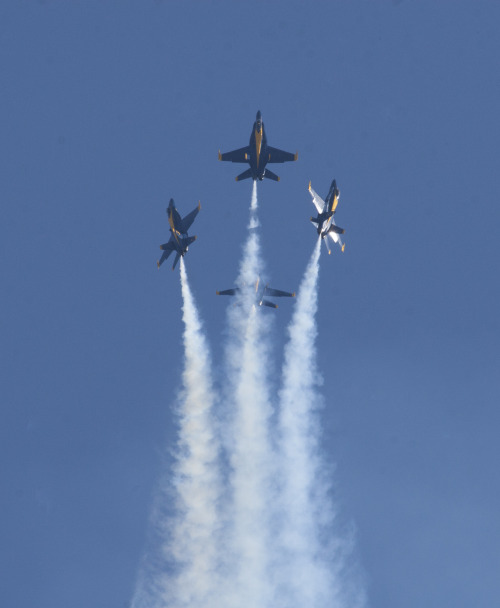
<box><xmin>1</xmin><ymin>2</ymin><xmax>499</xmax><ymax>607</ymax></box>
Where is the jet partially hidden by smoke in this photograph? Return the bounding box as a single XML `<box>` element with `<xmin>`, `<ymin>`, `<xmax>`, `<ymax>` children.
<box><xmin>132</xmin><ymin>183</ymin><xmax>364</xmax><ymax>608</ymax></box>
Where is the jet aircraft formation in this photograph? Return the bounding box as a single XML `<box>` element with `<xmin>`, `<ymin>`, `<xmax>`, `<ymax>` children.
<box><xmin>157</xmin><ymin>111</ymin><xmax>346</xmax><ymax>305</ymax></box>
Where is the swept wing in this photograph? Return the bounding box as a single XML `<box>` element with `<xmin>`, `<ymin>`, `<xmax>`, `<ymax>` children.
<box><xmin>267</xmin><ymin>146</ymin><xmax>298</xmax><ymax>164</ymax></box>
<box><xmin>218</xmin><ymin>147</ymin><xmax>250</xmax><ymax>163</ymax></box>
<box><xmin>263</xmin><ymin>285</ymin><xmax>295</xmax><ymax>298</ymax></box>
<box><xmin>261</xmin><ymin>300</ymin><xmax>278</xmax><ymax>309</ymax></box>
<box><xmin>308</xmin><ymin>182</ymin><xmax>325</xmax><ymax>214</ymax></box>
<box><xmin>178</xmin><ymin>202</ymin><xmax>201</xmax><ymax>234</ymax></box>
<box><xmin>216</xmin><ymin>288</ymin><xmax>239</xmax><ymax>296</ymax></box>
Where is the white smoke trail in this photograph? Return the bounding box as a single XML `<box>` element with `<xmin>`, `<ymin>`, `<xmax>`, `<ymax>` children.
<box><xmin>132</xmin><ymin>258</ymin><xmax>221</xmax><ymax>608</ymax></box>
<box><xmin>132</xmin><ymin>183</ymin><xmax>365</xmax><ymax>608</ymax></box>
<box><xmin>276</xmin><ymin>237</ymin><xmax>363</xmax><ymax>608</ymax></box>
<box><xmin>276</xmin><ymin>237</ymin><xmax>329</xmax><ymax>606</ymax></box>
<box><xmin>219</xmin><ymin>181</ymin><xmax>277</xmax><ymax>608</ymax></box>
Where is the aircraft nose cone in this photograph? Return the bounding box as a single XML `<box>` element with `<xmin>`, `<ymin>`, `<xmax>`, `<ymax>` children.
<box><xmin>256</xmin><ymin>110</ymin><xmax>262</xmax><ymax>120</ymax></box>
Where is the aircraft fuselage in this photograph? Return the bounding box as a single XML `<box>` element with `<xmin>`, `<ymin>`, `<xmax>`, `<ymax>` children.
<box><xmin>248</xmin><ymin>112</ymin><xmax>268</xmax><ymax>180</ymax></box>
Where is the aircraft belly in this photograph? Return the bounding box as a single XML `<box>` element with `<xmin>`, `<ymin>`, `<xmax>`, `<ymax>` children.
<box><xmin>254</xmin><ymin>128</ymin><xmax>263</xmax><ymax>170</ymax></box>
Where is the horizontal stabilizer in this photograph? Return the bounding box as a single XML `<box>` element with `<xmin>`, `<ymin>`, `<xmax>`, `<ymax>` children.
<box><xmin>329</xmin><ymin>224</ymin><xmax>345</xmax><ymax>235</ymax></box>
<box><xmin>310</xmin><ymin>217</ymin><xmax>320</xmax><ymax>225</ymax></box>
<box><xmin>235</xmin><ymin>168</ymin><xmax>253</xmax><ymax>181</ymax></box>
<box><xmin>182</xmin><ymin>235</ymin><xmax>197</xmax><ymax>247</ymax></box>
<box><xmin>216</xmin><ymin>288</ymin><xmax>239</xmax><ymax>296</ymax></box>
<box><xmin>157</xmin><ymin>248</ymin><xmax>173</xmax><ymax>268</ymax></box>
<box><xmin>263</xmin><ymin>169</ymin><xmax>280</xmax><ymax>182</ymax></box>
<box><xmin>260</xmin><ymin>299</ymin><xmax>278</xmax><ymax>309</ymax></box>
<box><xmin>172</xmin><ymin>252</ymin><xmax>181</xmax><ymax>270</ymax></box>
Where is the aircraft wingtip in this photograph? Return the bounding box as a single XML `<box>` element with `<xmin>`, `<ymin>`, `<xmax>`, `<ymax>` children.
<box><xmin>235</xmin><ymin>176</ymin><xmax>239</xmax><ymax>182</ymax></box>
<box><xmin>156</xmin><ymin>261</ymin><xmax>160</xmax><ymax>269</ymax></box>
<box><xmin>292</xmin><ymin>292</ymin><xmax>296</xmax><ymax>298</ymax></box>
<box><xmin>198</xmin><ymin>201</ymin><xmax>201</xmax><ymax>210</ymax></box>
<box><xmin>308</xmin><ymin>180</ymin><xmax>311</xmax><ymax>191</ymax></box>
<box><xmin>294</xmin><ymin>152</ymin><xmax>298</xmax><ymax>161</ymax></box>
<box><xmin>218</xmin><ymin>150</ymin><xmax>222</xmax><ymax>160</ymax></box>
<box><xmin>216</xmin><ymin>291</ymin><xmax>220</xmax><ymax>295</ymax></box>
<box><xmin>342</xmin><ymin>244</ymin><xmax>346</xmax><ymax>252</ymax></box>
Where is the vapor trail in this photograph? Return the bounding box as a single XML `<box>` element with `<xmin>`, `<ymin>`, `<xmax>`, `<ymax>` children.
<box><xmin>220</xmin><ymin>181</ymin><xmax>277</xmax><ymax>608</ymax></box>
<box><xmin>132</xmin><ymin>259</ymin><xmax>221</xmax><ymax>608</ymax></box>
<box><xmin>276</xmin><ymin>238</ymin><xmax>337</xmax><ymax>607</ymax></box>
<box><xmin>276</xmin><ymin>238</ymin><xmax>364</xmax><ymax>608</ymax></box>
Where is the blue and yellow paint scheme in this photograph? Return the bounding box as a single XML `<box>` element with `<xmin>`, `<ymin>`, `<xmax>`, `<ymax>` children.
<box><xmin>308</xmin><ymin>179</ymin><xmax>346</xmax><ymax>255</ymax></box>
<box><xmin>157</xmin><ymin>198</ymin><xmax>200</xmax><ymax>270</ymax></box>
<box><xmin>218</xmin><ymin>110</ymin><xmax>298</xmax><ymax>182</ymax></box>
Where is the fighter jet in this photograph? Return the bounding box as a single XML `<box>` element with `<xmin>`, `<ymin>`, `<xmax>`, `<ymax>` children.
<box><xmin>216</xmin><ymin>278</ymin><xmax>295</xmax><ymax>309</ymax></box>
<box><xmin>308</xmin><ymin>179</ymin><xmax>345</xmax><ymax>254</ymax></box>
<box><xmin>166</xmin><ymin>198</ymin><xmax>200</xmax><ymax>237</ymax></box>
<box><xmin>157</xmin><ymin>199</ymin><xmax>200</xmax><ymax>270</ymax></box>
<box><xmin>218</xmin><ymin>111</ymin><xmax>298</xmax><ymax>182</ymax></box>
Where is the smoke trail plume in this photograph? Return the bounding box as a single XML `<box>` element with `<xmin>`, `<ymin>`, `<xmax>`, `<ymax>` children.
<box><xmin>275</xmin><ymin>238</ymin><xmax>338</xmax><ymax>607</ymax></box>
<box><xmin>219</xmin><ymin>181</ymin><xmax>277</xmax><ymax>608</ymax></box>
<box><xmin>132</xmin><ymin>259</ymin><xmax>221</xmax><ymax>608</ymax></box>
<box><xmin>276</xmin><ymin>237</ymin><xmax>365</xmax><ymax>608</ymax></box>
<box><xmin>133</xmin><ymin>183</ymin><xmax>365</xmax><ymax>608</ymax></box>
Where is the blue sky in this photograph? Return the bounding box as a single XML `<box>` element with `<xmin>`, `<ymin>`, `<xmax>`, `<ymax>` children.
<box><xmin>1</xmin><ymin>2</ymin><xmax>499</xmax><ymax>607</ymax></box>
